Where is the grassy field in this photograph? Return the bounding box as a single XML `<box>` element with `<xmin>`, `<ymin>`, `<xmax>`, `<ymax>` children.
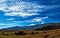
<box><xmin>0</xmin><ymin>29</ymin><xmax>60</xmax><ymax>38</ymax></box>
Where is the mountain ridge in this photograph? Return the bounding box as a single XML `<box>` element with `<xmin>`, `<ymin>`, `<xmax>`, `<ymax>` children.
<box><xmin>0</xmin><ymin>22</ymin><xmax>60</xmax><ymax>31</ymax></box>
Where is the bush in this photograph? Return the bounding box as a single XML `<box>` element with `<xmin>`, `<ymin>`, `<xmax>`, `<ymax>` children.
<box><xmin>2</xmin><ymin>32</ymin><xmax>9</xmax><ymax>35</ymax></box>
<box><xmin>44</xmin><ymin>35</ymin><xmax>49</xmax><ymax>38</ymax></box>
<box><xmin>31</xmin><ymin>31</ymin><xmax>38</xmax><ymax>34</ymax></box>
<box><xmin>15</xmin><ymin>31</ymin><xmax>26</xmax><ymax>35</ymax></box>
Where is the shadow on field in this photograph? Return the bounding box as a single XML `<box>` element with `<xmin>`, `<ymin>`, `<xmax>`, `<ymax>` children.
<box><xmin>2</xmin><ymin>31</ymin><xmax>39</xmax><ymax>35</ymax></box>
<box><xmin>15</xmin><ymin>31</ymin><xmax>26</xmax><ymax>35</ymax></box>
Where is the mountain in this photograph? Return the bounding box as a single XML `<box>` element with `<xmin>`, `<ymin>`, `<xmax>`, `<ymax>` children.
<box><xmin>1</xmin><ymin>22</ymin><xmax>60</xmax><ymax>31</ymax></box>
<box><xmin>1</xmin><ymin>25</ymin><xmax>41</xmax><ymax>31</ymax></box>
<box><xmin>35</xmin><ymin>22</ymin><xmax>60</xmax><ymax>30</ymax></box>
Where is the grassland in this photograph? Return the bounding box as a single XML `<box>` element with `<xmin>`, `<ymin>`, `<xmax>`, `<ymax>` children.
<box><xmin>0</xmin><ymin>29</ymin><xmax>60</xmax><ymax>38</ymax></box>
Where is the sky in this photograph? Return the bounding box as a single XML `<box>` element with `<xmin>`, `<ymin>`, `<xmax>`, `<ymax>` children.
<box><xmin>0</xmin><ymin>0</ymin><xmax>60</xmax><ymax>29</ymax></box>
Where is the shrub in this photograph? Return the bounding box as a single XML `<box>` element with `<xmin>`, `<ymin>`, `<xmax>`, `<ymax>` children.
<box><xmin>44</xmin><ymin>35</ymin><xmax>49</xmax><ymax>38</ymax></box>
<box><xmin>31</xmin><ymin>31</ymin><xmax>38</xmax><ymax>34</ymax></box>
<box><xmin>2</xmin><ymin>32</ymin><xmax>9</xmax><ymax>35</ymax></box>
<box><xmin>15</xmin><ymin>31</ymin><xmax>26</xmax><ymax>35</ymax></box>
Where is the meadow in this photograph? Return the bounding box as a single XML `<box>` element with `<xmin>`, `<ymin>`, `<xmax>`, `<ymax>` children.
<box><xmin>0</xmin><ymin>29</ymin><xmax>60</xmax><ymax>38</ymax></box>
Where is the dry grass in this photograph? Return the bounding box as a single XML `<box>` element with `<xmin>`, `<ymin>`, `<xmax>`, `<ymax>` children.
<box><xmin>0</xmin><ymin>29</ymin><xmax>60</xmax><ymax>38</ymax></box>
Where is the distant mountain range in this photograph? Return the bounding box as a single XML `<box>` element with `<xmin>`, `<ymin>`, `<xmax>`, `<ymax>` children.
<box><xmin>1</xmin><ymin>22</ymin><xmax>60</xmax><ymax>31</ymax></box>
<box><xmin>35</xmin><ymin>22</ymin><xmax>60</xmax><ymax>30</ymax></box>
<box><xmin>1</xmin><ymin>25</ymin><xmax>41</xmax><ymax>31</ymax></box>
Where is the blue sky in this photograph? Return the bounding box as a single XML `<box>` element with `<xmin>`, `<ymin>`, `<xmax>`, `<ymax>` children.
<box><xmin>0</xmin><ymin>0</ymin><xmax>60</xmax><ymax>29</ymax></box>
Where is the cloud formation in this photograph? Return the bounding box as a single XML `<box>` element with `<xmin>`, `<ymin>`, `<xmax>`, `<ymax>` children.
<box><xmin>28</xmin><ymin>24</ymin><xmax>36</xmax><ymax>26</ymax></box>
<box><xmin>6</xmin><ymin>18</ymin><xmax>15</xmax><ymax>21</ymax></box>
<box><xmin>26</xmin><ymin>16</ymin><xmax>48</xmax><ymax>22</ymax></box>
<box><xmin>0</xmin><ymin>0</ymin><xmax>49</xmax><ymax>18</ymax></box>
<box><xmin>0</xmin><ymin>0</ymin><xmax>59</xmax><ymax>29</ymax></box>
<box><xmin>0</xmin><ymin>22</ymin><xmax>19</xmax><ymax>29</ymax></box>
<box><xmin>4</xmin><ymin>12</ymin><xmax>39</xmax><ymax>18</ymax></box>
<box><xmin>11</xmin><ymin>16</ymin><xmax>48</xmax><ymax>26</ymax></box>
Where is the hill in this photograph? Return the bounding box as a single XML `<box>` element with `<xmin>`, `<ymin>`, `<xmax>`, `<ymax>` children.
<box><xmin>35</xmin><ymin>22</ymin><xmax>60</xmax><ymax>30</ymax></box>
<box><xmin>0</xmin><ymin>22</ymin><xmax>60</xmax><ymax>31</ymax></box>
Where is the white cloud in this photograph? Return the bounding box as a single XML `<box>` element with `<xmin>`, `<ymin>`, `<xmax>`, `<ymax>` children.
<box><xmin>0</xmin><ymin>22</ymin><xmax>19</xmax><ymax>29</ymax></box>
<box><xmin>0</xmin><ymin>0</ymin><xmax>49</xmax><ymax>18</ymax></box>
<box><xmin>0</xmin><ymin>23</ymin><xmax>6</xmax><ymax>25</ymax></box>
<box><xmin>0</xmin><ymin>0</ymin><xmax>57</xmax><ymax>18</ymax></box>
<box><xmin>12</xmin><ymin>16</ymin><xmax>48</xmax><ymax>25</ymax></box>
<box><xmin>0</xmin><ymin>2</ymin><xmax>6</xmax><ymax>10</ymax></box>
<box><xmin>28</xmin><ymin>24</ymin><xmax>36</xmax><ymax>26</ymax></box>
<box><xmin>4</xmin><ymin>12</ymin><xmax>39</xmax><ymax>18</ymax></box>
<box><xmin>6</xmin><ymin>18</ymin><xmax>15</xmax><ymax>21</ymax></box>
<box><xmin>41</xmin><ymin>16</ymin><xmax>48</xmax><ymax>19</ymax></box>
<box><xmin>31</xmin><ymin>24</ymin><xmax>36</xmax><ymax>26</ymax></box>
<box><xmin>31</xmin><ymin>18</ymin><xmax>42</xmax><ymax>22</ymax></box>
<box><xmin>26</xmin><ymin>16</ymin><xmax>48</xmax><ymax>22</ymax></box>
<box><xmin>41</xmin><ymin>22</ymin><xmax>45</xmax><ymax>24</ymax></box>
<box><xmin>0</xmin><ymin>23</ymin><xmax>16</xmax><ymax>26</ymax></box>
<box><xmin>4</xmin><ymin>16</ymin><xmax>48</xmax><ymax>27</ymax></box>
<box><xmin>8</xmin><ymin>5</ymin><xmax>21</xmax><ymax>11</ymax></box>
<box><xmin>0</xmin><ymin>0</ymin><xmax>6</xmax><ymax>3</ymax></box>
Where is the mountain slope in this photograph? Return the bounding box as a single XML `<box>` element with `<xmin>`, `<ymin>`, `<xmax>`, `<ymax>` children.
<box><xmin>35</xmin><ymin>22</ymin><xmax>60</xmax><ymax>30</ymax></box>
<box><xmin>1</xmin><ymin>25</ymin><xmax>41</xmax><ymax>30</ymax></box>
<box><xmin>1</xmin><ymin>22</ymin><xmax>60</xmax><ymax>31</ymax></box>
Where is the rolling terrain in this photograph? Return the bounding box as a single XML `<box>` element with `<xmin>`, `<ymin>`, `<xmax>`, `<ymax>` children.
<box><xmin>0</xmin><ymin>22</ymin><xmax>60</xmax><ymax>38</ymax></box>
